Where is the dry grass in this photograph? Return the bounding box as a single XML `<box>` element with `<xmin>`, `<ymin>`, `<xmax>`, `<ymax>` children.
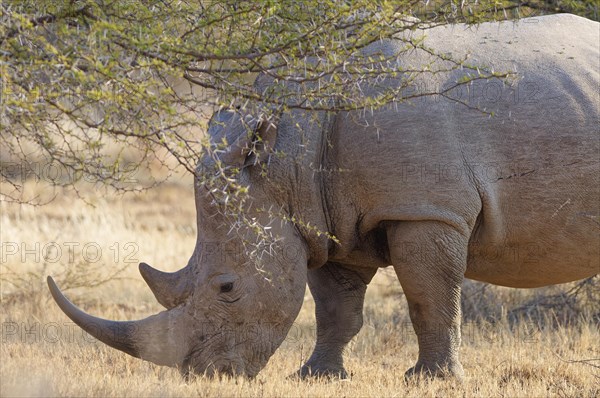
<box><xmin>1</xmin><ymin>181</ymin><xmax>598</xmax><ymax>397</ymax></box>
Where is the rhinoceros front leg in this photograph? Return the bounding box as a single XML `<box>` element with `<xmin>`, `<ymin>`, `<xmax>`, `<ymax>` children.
<box><xmin>299</xmin><ymin>262</ymin><xmax>376</xmax><ymax>378</ymax></box>
<box><xmin>388</xmin><ymin>221</ymin><xmax>468</xmax><ymax>380</ymax></box>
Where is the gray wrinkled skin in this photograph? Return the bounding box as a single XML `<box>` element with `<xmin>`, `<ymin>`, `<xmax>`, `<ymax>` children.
<box><xmin>49</xmin><ymin>14</ymin><xmax>599</xmax><ymax>380</ymax></box>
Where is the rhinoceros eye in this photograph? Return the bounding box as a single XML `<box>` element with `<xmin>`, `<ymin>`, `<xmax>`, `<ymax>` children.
<box><xmin>220</xmin><ymin>282</ymin><xmax>234</xmax><ymax>293</ymax></box>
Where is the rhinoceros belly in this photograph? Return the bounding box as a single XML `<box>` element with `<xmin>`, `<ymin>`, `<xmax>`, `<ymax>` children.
<box><xmin>464</xmin><ymin>155</ymin><xmax>599</xmax><ymax>288</ymax></box>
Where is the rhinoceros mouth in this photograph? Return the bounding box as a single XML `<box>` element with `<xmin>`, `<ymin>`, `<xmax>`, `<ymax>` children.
<box><xmin>181</xmin><ymin>356</ymin><xmax>250</xmax><ymax>378</ymax></box>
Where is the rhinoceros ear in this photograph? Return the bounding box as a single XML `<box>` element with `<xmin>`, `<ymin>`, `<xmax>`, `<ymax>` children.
<box><xmin>207</xmin><ymin>108</ymin><xmax>277</xmax><ymax>169</ymax></box>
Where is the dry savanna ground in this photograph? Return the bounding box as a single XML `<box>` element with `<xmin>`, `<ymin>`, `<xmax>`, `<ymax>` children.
<box><xmin>1</xmin><ymin>178</ymin><xmax>599</xmax><ymax>397</ymax></box>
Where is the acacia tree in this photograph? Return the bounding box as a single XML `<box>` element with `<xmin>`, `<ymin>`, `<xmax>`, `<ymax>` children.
<box><xmin>0</xmin><ymin>0</ymin><xmax>594</xmax><ymax>248</ymax></box>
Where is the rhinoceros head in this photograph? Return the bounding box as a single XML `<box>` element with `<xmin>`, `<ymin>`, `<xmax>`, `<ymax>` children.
<box><xmin>48</xmin><ymin>107</ymin><xmax>312</xmax><ymax>377</ymax></box>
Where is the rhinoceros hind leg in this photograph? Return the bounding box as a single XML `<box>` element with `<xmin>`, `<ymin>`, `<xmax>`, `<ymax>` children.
<box><xmin>388</xmin><ymin>221</ymin><xmax>469</xmax><ymax>381</ymax></box>
<box><xmin>298</xmin><ymin>262</ymin><xmax>376</xmax><ymax>379</ymax></box>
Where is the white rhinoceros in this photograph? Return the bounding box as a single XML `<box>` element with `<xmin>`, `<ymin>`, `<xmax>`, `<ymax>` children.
<box><xmin>49</xmin><ymin>14</ymin><xmax>599</xmax><ymax>379</ymax></box>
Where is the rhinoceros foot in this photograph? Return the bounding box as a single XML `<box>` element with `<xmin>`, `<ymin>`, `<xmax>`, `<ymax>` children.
<box><xmin>294</xmin><ymin>364</ymin><xmax>349</xmax><ymax>380</ymax></box>
<box><xmin>404</xmin><ymin>360</ymin><xmax>465</xmax><ymax>382</ymax></box>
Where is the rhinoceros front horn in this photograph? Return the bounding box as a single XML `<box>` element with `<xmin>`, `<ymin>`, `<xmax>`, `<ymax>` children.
<box><xmin>138</xmin><ymin>262</ymin><xmax>193</xmax><ymax>309</ymax></box>
<box><xmin>47</xmin><ymin>276</ymin><xmax>189</xmax><ymax>367</ymax></box>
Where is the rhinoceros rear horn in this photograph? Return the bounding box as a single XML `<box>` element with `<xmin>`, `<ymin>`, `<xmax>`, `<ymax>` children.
<box><xmin>138</xmin><ymin>262</ymin><xmax>193</xmax><ymax>309</ymax></box>
<box><xmin>47</xmin><ymin>276</ymin><xmax>189</xmax><ymax>367</ymax></box>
